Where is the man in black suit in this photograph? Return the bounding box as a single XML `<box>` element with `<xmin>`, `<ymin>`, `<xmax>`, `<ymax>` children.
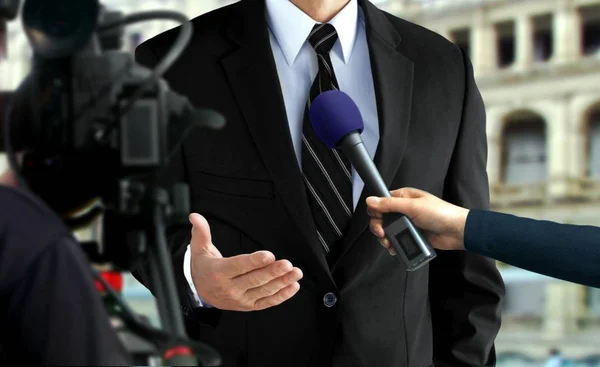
<box><xmin>133</xmin><ymin>0</ymin><xmax>505</xmax><ymax>366</ymax></box>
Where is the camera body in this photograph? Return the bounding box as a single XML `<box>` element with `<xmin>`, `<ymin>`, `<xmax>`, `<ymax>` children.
<box><xmin>2</xmin><ymin>0</ymin><xmax>223</xmax><ymax>272</ymax></box>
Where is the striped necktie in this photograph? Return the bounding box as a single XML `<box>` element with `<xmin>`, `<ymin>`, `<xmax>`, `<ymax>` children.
<box><xmin>302</xmin><ymin>23</ymin><xmax>353</xmax><ymax>258</ymax></box>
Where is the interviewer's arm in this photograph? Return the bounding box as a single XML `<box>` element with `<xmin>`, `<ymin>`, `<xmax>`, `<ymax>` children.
<box><xmin>466</xmin><ymin>210</ymin><xmax>600</xmax><ymax>288</ymax></box>
<box><xmin>367</xmin><ymin>189</ymin><xmax>600</xmax><ymax>290</ymax></box>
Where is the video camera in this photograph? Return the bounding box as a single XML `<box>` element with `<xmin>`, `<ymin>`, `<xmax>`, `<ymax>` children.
<box><xmin>0</xmin><ymin>0</ymin><xmax>223</xmax><ymax>365</ymax></box>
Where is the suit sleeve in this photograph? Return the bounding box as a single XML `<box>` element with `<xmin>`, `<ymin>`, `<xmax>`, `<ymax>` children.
<box><xmin>466</xmin><ymin>210</ymin><xmax>600</xmax><ymax>288</ymax></box>
<box><xmin>429</xmin><ymin>47</ymin><xmax>505</xmax><ymax>367</ymax></box>
<box><xmin>131</xmin><ymin>44</ymin><xmax>222</xmax><ymax>332</ymax></box>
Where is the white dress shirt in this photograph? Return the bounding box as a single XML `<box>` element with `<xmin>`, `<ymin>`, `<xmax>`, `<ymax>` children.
<box><xmin>184</xmin><ymin>0</ymin><xmax>380</xmax><ymax>307</ymax></box>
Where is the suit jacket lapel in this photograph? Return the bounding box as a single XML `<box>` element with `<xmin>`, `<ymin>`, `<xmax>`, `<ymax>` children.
<box><xmin>218</xmin><ymin>0</ymin><xmax>331</xmax><ymax>275</ymax></box>
<box><xmin>334</xmin><ymin>0</ymin><xmax>414</xmax><ymax>267</ymax></box>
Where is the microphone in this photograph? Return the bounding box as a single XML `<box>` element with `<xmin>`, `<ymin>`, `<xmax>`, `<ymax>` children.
<box><xmin>309</xmin><ymin>90</ymin><xmax>436</xmax><ymax>271</ymax></box>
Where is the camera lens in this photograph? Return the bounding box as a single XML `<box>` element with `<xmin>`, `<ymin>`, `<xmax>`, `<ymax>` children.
<box><xmin>22</xmin><ymin>0</ymin><xmax>100</xmax><ymax>59</ymax></box>
<box><xmin>40</xmin><ymin>2</ymin><xmax>80</xmax><ymax>39</ymax></box>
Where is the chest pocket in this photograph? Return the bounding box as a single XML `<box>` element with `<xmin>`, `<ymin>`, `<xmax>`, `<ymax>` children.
<box><xmin>190</xmin><ymin>170</ymin><xmax>274</xmax><ymax>200</ymax></box>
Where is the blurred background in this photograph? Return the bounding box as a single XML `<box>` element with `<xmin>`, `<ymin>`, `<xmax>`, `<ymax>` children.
<box><xmin>1</xmin><ymin>0</ymin><xmax>600</xmax><ymax>366</ymax></box>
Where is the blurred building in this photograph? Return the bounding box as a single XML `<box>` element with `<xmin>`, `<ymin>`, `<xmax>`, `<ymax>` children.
<box><xmin>1</xmin><ymin>0</ymin><xmax>600</xmax><ymax>361</ymax></box>
<box><xmin>390</xmin><ymin>0</ymin><xmax>600</xmax><ymax>359</ymax></box>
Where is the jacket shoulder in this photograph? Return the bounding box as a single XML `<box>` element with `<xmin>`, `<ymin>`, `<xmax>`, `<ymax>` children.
<box><xmin>382</xmin><ymin>11</ymin><xmax>463</xmax><ymax>61</ymax></box>
<box><xmin>138</xmin><ymin>2</ymin><xmax>240</xmax><ymax>54</ymax></box>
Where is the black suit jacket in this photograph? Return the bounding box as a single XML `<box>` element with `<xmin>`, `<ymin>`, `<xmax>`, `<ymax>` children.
<box><xmin>133</xmin><ymin>1</ymin><xmax>505</xmax><ymax>366</ymax></box>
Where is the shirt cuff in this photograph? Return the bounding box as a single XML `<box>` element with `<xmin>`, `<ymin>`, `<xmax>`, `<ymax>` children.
<box><xmin>183</xmin><ymin>244</ymin><xmax>212</xmax><ymax>308</ymax></box>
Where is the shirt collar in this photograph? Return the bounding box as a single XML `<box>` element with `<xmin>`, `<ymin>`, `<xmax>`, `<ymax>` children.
<box><xmin>265</xmin><ymin>0</ymin><xmax>359</xmax><ymax>66</ymax></box>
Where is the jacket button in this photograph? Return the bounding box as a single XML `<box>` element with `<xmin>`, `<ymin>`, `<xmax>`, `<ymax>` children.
<box><xmin>323</xmin><ymin>292</ymin><xmax>337</xmax><ymax>307</ymax></box>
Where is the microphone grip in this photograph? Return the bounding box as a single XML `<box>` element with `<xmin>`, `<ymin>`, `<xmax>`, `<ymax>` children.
<box><xmin>339</xmin><ymin>133</ymin><xmax>436</xmax><ymax>271</ymax></box>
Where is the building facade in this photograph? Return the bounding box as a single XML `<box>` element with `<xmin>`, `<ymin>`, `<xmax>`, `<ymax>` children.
<box><xmin>392</xmin><ymin>0</ymin><xmax>600</xmax><ymax>358</ymax></box>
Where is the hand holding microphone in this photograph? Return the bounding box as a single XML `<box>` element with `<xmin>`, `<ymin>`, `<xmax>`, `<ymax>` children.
<box><xmin>366</xmin><ymin>188</ymin><xmax>469</xmax><ymax>251</ymax></box>
<box><xmin>308</xmin><ymin>91</ymin><xmax>436</xmax><ymax>271</ymax></box>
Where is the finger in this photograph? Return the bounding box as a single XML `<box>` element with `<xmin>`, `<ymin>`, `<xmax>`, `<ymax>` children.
<box><xmin>220</xmin><ymin>251</ymin><xmax>276</xmax><ymax>278</ymax></box>
<box><xmin>231</xmin><ymin>259</ymin><xmax>294</xmax><ymax>289</ymax></box>
<box><xmin>245</xmin><ymin>267</ymin><xmax>303</xmax><ymax>300</ymax></box>
<box><xmin>369</xmin><ymin>218</ymin><xmax>385</xmax><ymax>238</ymax></box>
<box><xmin>253</xmin><ymin>282</ymin><xmax>301</xmax><ymax>311</ymax></box>
<box><xmin>390</xmin><ymin>187</ymin><xmax>428</xmax><ymax>199</ymax></box>
<box><xmin>382</xmin><ymin>238</ymin><xmax>397</xmax><ymax>256</ymax></box>
<box><xmin>366</xmin><ymin>196</ymin><xmax>413</xmax><ymax>215</ymax></box>
<box><xmin>367</xmin><ymin>208</ymin><xmax>382</xmax><ymax>219</ymax></box>
<box><xmin>189</xmin><ymin>213</ymin><xmax>217</xmax><ymax>255</ymax></box>
<box><xmin>378</xmin><ymin>236</ymin><xmax>391</xmax><ymax>250</ymax></box>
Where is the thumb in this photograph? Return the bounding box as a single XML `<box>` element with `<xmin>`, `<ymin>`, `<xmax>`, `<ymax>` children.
<box><xmin>189</xmin><ymin>213</ymin><xmax>220</xmax><ymax>257</ymax></box>
<box><xmin>366</xmin><ymin>196</ymin><xmax>413</xmax><ymax>215</ymax></box>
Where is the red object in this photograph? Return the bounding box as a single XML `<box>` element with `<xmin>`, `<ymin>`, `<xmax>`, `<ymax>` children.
<box><xmin>163</xmin><ymin>346</ymin><xmax>194</xmax><ymax>360</ymax></box>
<box><xmin>94</xmin><ymin>271</ymin><xmax>124</xmax><ymax>293</ymax></box>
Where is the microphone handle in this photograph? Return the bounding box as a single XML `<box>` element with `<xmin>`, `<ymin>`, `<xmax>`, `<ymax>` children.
<box><xmin>338</xmin><ymin>132</ymin><xmax>390</xmax><ymax>199</ymax></box>
<box><xmin>338</xmin><ymin>132</ymin><xmax>436</xmax><ymax>272</ymax></box>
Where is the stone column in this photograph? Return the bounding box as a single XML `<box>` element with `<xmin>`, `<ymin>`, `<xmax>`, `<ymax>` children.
<box><xmin>553</xmin><ymin>0</ymin><xmax>581</xmax><ymax>64</ymax></box>
<box><xmin>543</xmin><ymin>282</ymin><xmax>571</xmax><ymax>340</ymax></box>
<box><xmin>544</xmin><ymin>282</ymin><xmax>584</xmax><ymax>339</ymax></box>
<box><xmin>565</xmin><ymin>95</ymin><xmax>588</xmax><ymax>198</ymax></box>
<box><xmin>546</xmin><ymin>98</ymin><xmax>569</xmax><ymax>199</ymax></box>
<box><xmin>516</xmin><ymin>14</ymin><xmax>534</xmax><ymax>70</ymax></box>
<box><xmin>472</xmin><ymin>9</ymin><xmax>497</xmax><ymax>77</ymax></box>
<box><xmin>485</xmin><ymin>107</ymin><xmax>503</xmax><ymax>186</ymax></box>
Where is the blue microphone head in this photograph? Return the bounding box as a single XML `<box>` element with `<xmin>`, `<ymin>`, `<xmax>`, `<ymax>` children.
<box><xmin>308</xmin><ymin>90</ymin><xmax>364</xmax><ymax>148</ymax></box>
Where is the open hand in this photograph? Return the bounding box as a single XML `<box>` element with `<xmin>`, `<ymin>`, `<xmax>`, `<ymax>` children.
<box><xmin>189</xmin><ymin>213</ymin><xmax>303</xmax><ymax>311</ymax></box>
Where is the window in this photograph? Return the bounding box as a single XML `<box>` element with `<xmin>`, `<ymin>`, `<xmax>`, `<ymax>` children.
<box><xmin>502</xmin><ymin>112</ymin><xmax>547</xmax><ymax>184</ymax></box>
<box><xmin>580</xmin><ymin>4</ymin><xmax>600</xmax><ymax>56</ymax></box>
<box><xmin>533</xmin><ymin>14</ymin><xmax>553</xmax><ymax>62</ymax></box>
<box><xmin>0</xmin><ymin>21</ymin><xmax>6</xmax><ymax>60</ymax></box>
<box><xmin>587</xmin><ymin>108</ymin><xmax>600</xmax><ymax>177</ymax></box>
<box><xmin>496</xmin><ymin>20</ymin><xmax>516</xmax><ymax>68</ymax></box>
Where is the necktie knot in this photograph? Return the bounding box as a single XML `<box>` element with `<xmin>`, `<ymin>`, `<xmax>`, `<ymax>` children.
<box><xmin>308</xmin><ymin>23</ymin><xmax>338</xmax><ymax>55</ymax></box>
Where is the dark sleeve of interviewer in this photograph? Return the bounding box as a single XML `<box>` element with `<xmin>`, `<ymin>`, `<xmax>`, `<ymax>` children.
<box><xmin>428</xmin><ymin>47</ymin><xmax>505</xmax><ymax>367</ymax></box>
<box><xmin>0</xmin><ymin>187</ymin><xmax>131</xmax><ymax>366</ymax></box>
<box><xmin>466</xmin><ymin>210</ymin><xmax>600</xmax><ymax>289</ymax></box>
